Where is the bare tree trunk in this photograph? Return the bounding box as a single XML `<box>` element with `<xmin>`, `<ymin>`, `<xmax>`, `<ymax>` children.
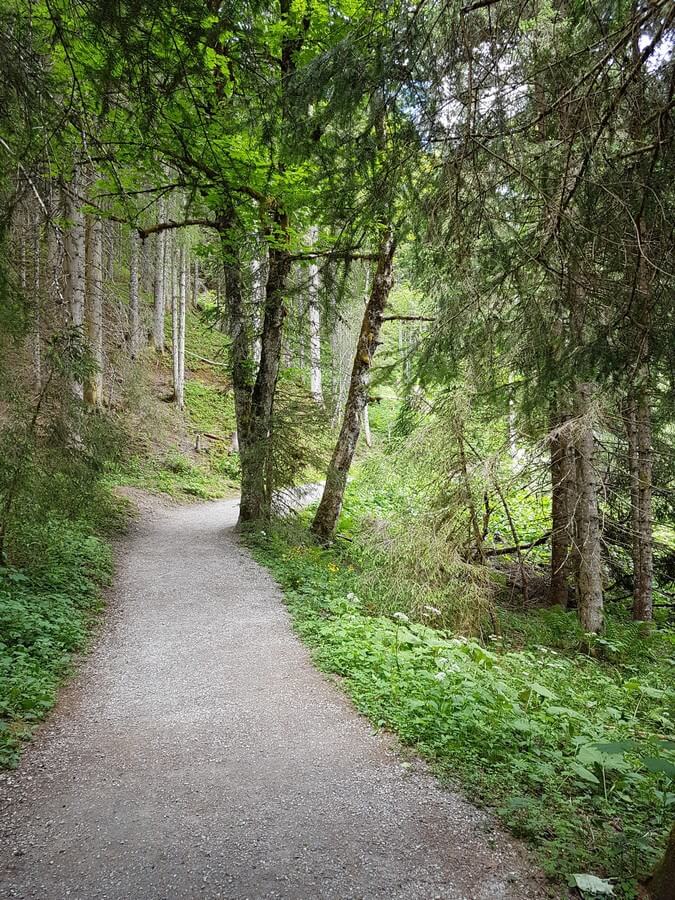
<box><xmin>129</xmin><ymin>230</ymin><xmax>140</xmax><ymax>358</ymax></box>
<box><xmin>307</xmin><ymin>226</ymin><xmax>322</xmax><ymax>403</ymax></box>
<box><xmin>152</xmin><ymin>198</ymin><xmax>166</xmax><ymax>353</ymax></box>
<box><xmin>241</xmin><ymin>228</ymin><xmax>292</xmax><ymax>521</ymax></box>
<box><xmin>550</xmin><ymin>411</ymin><xmax>575</xmax><ymax>606</ymax></box>
<box><xmin>170</xmin><ymin>236</ymin><xmax>181</xmax><ymax>407</ymax></box>
<box><xmin>85</xmin><ymin>217</ymin><xmax>104</xmax><ymax>406</ymax></box>
<box><xmin>311</xmin><ymin>230</ymin><xmax>395</xmax><ymax>542</ymax></box>
<box><xmin>627</xmin><ymin>393</ymin><xmax>653</xmax><ymax>620</ymax></box>
<box><xmin>31</xmin><ymin>205</ymin><xmax>42</xmax><ymax>386</ymax></box>
<box><xmin>251</xmin><ymin>249</ymin><xmax>266</xmax><ymax>367</ymax></box>
<box><xmin>177</xmin><ymin>242</ymin><xmax>187</xmax><ymax>409</ymax></box>
<box><xmin>105</xmin><ymin>222</ymin><xmax>115</xmax><ymax>283</ymax></box>
<box><xmin>362</xmin><ymin>404</ymin><xmax>372</xmax><ymax>447</ymax></box>
<box><xmin>573</xmin><ymin>383</ymin><xmax>604</xmax><ymax>633</ymax></box>
<box><xmin>65</xmin><ymin>174</ymin><xmax>86</xmax><ymax>399</ymax></box>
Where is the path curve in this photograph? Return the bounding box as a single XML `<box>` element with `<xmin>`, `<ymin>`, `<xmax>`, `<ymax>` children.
<box><xmin>0</xmin><ymin>495</ymin><xmax>549</xmax><ymax>899</ymax></box>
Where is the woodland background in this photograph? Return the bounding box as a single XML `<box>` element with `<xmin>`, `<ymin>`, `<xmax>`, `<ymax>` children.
<box><xmin>0</xmin><ymin>1</ymin><xmax>674</xmax><ymax>897</ymax></box>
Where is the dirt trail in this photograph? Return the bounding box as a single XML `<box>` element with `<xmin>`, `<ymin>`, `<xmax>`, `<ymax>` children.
<box><xmin>0</xmin><ymin>495</ymin><xmax>550</xmax><ymax>899</ymax></box>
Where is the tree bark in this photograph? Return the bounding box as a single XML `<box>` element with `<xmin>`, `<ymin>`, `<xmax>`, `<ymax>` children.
<box><xmin>307</xmin><ymin>225</ymin><xmax>323</xmax><ymax>403</ymax></box>
<box><xmin>170</xmin><ymin>235</ymin><xmax>181</xmax><ymax>407</ymax></box>
<box><xmin>626</xmin><ymin>394</ymin><xmax>653</xmax><ymax>620</ymax></box>
<box><xmin>129</xmin><ymin>230</ymin><xmax>140</xmax><ymax>358</ymax></box>
<box><xmin>311</xmin><ymin>230</ymin><xmax>395</xmax><ymax>542</ymax></box>
<box><xmin>177</xmin><ymin>242</ymin><xmax>187</xmax><ymax>408</ymax></box>
<box><xmin>648</xmin><ymin>823</ymin><xmax>675</xmax><ymax>900</ymax></box>
<box><xmin>30</xmin><ymin>204</ymin><xmax>42</xmax><ymax>386</ymax></box>
<box><xmin>85</xmin><ymin>217</ymin><xmax>104</xmax><ymax>407</ymax></box>
<box><xmin>362</xmin><ymin>404</ymin><xmax>372</xmax><ymax>447</ymax></box>
<box><xmin>250</xmin><ymin>248</ymin><xmax>267</xmax><ymax>367</ymax></box>
<box><xmin>65</xmin><ymin>173</ymin><xmax>86</xmax><ymax>399</ymax></box>
<box><xmin>152</xmin><ymin>198</ymin><xmax>166</xmax><ymax>353</ymax></box>
<box><xmin>573</xmin><ymin>383</ymin><xmax>604</xmax><ymax>633</ymax></box>
<box><xmin>240</xmin><ymin>223</ymin><xmax>292</xmax><ymax>521</ymax></box>
<box><xmin>550</xmin><ymin>410</ymin><xmax>575</xmax><ymax>607</ymax></box>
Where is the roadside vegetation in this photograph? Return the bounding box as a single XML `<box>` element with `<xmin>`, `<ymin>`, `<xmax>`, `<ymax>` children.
<box><xmin>248</xmin><ymin>450</ymin><xmax>674</xmax><ymax>898</ymax></box>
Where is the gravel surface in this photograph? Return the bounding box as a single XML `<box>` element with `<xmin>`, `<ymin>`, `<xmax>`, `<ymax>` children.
<box><xmin>0</xmin><ymin>495</ymin><xmax>553</xmax><ymax>899</ymax></box>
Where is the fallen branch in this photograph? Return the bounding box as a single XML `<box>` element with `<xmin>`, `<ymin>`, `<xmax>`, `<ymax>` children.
<box><xmin>485</xmin><ymin>532</ymin><xmax>551</xmax><ymax>557</ymax></box>
<box><xmin>138</xmin><ymin>218</ymin><xmax>217</xmax><ymax>239</ymax></box>
<box><xmin>287</xmin><ymin>249</ymin><xmax>378</xmax><ymax>262</ymax></box>
<box><xmin>185</xmin><ymin>349</ymin><xmax>228</xmax><ymax>367</ymax></box>
<box><xmin>382</xmin><ymin>315</ymin><xmax>436</xmax><ymax>323</ymax></box>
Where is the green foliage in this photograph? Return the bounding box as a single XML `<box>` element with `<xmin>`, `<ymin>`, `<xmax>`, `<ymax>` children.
<box><xmin>184</xmin><ymin>379</ymin><xmax>236</xmax><ymax>436</ymax></box>
<box><xmin>0</xmin><ymin>520</ymin><xmax>112</xmax><ymax>768</ymax></box>
<box><xmin>113</xmin><ymin>450</ymin><xmax>235</xmax><ymax>501</ymax></box>
<box><xmin>249</xmin><ymin>521</ymin><xmax>675</xmax><ymax>897</ymax></box>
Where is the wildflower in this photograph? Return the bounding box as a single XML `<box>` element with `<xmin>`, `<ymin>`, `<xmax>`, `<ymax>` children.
<box><xmin>347</xmin><ymin>592</ymin><xmax>358</xmax><ymax>601</ymax></box>
<box><xmin>434</xmin><ymin>671</ymin><xmax>447</xmax><ymax>681</ymax></box>
<box><xmin>423</xmin><ymin>605</ymin><xmax>442</xmax><ymax>616</ymax></box>
<box><xmin>393</xmin><ymin>611</ymin><xmax>410</xmax><ymax>623</ymax></box>
<box><xmin>260</xmin><ymin>530</ymin><xmax>266</xmax><ymax>537</ymax></box>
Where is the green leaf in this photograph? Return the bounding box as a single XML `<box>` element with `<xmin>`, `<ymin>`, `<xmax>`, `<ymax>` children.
<box><xmin>568</xmin><ymin>873</ymin><xmax>615</xmax><ymax>895</ymax></box>
<box><xmin>571</xmin><ymin>763</ymin><xmax>600</xmax><ymax>784</ymax></box>
<box><xmin>593</xmin><ymin>741</ymin><xmax>640</xmax><ymax>754</ymax></box>
<box><xmin>643</xmin><ymin>757</ymin><xmax>675</xmax><ymax>778</ymax></box>
<box><xmin>528</xmin><ymin>682</ymin><xmax>556</xmax><ymax>700</ymax></box>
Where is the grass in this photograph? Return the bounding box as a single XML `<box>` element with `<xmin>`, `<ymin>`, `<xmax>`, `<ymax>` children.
<box><xmin>246</xmin><ymin>501</ymin><xmax>675</xmax><ymax>899</ymax></box>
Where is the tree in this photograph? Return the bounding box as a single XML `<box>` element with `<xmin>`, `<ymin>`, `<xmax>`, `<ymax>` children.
<box><xmin>312</xmin><ymin>230</ymin><xmax>395</xmax><ymax>541</ymax></box>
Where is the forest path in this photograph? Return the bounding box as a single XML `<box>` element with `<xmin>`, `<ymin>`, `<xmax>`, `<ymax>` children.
<box><xmin>0</xmin><ymin>495</ymin><xmax>549</xmax><ymax>900</ymax></box>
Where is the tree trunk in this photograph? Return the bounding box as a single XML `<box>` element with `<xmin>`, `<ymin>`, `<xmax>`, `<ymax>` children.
<box><xmin>307</xmin><ymin>226</ymin><xmax>322</xmax><ymax>403</ymax></box>
<box><xmin>170</xmin><ymin>236</ymin><xmax>181</xmax><ymax>407</ymax></box>
<box><xmin>550</xmin><ymin>410</ymin><xmax>575</xmax><ymax>607</ymax></box>
<box><xmin>152</xmin><ymin>198</ymin><xmax>166</xmax><ymax>353</ymax></box>
<box><xmin>573</xmin><ymin>383</ymin><xmax>604</xmax><ymax>633</ymax></box>
<box><xmin>218</xmin><ymin>210</ymin><xmax>290</xmax><ymax>524</ymax></box>
<box><xmin>250</xmin><ymin>249</ymin><xmax>266</xmax><ymax>367</ymax></box>
<box><xmin>362</xmin><ymin>404</ymin><xmax>372</xmax><ymax>447</ymax></box>
<box><xmin>626</xmin><ymin>394</ymin><xmax>653</xmax><ymax>620</ymax></box>
<box><xmin>648</xmin><ymin>823</ymin><xmax>675</xmax><ymax>900</ymax></box>
<box><xmin>85</xmin><ymin>217</ymin><xmax>104</xmax><ymax>406</ymax></box>
<box><xmin>129</xmin><ymin>230</ymin><xmax>140</xmax><ymax>358</ymax></box>
<box><xmin>221</xmin><ymin>227</ymin><xmax>255</xmax><ymax>511</ymax></box>
<box><xmin>31</xmin><ymin>204</ymin><xmax>42</xmax><ymax>386</ymax></box>
<box><xmin>65</xmin><ymin>174</ymin><xmax>86</xmax><ymax>399</ymax></box>
<box><xmin>177</xmin><ymin>242</ymin><xmax>187</xmax><ymax>408</ymax></box>
<box><xmin>311</xmin><ymin>230</ymin><xmax>395</xmax><ymax>542</ymax></box>
<box><xmin>240</xmin><ymin>227</ymin><xmax>292</xmax><ymax>522</ymax></box>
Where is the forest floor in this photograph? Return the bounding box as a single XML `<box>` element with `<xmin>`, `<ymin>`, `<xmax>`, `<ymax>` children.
<box><xmin>0</xmin><ymin>492</ymin><xmax>550</xmax><ymax>900</ymax></box>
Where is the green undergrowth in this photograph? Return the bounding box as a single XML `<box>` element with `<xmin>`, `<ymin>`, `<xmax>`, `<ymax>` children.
<box><xmin>247</xmin><ymin>517</ymin><xmax>675</xmax><ymax>898</ymax></box>
<box><xmin>112</xmin><ymin>442</ymin><xmax>238</xmax><ymax>501</ymax></box>
<box><xmin>0</xmin><ymin>505</ymin><xmax>119</xmax><ymax>769</ymax></box>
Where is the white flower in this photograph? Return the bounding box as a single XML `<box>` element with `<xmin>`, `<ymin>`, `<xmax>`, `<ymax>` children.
<box><xmin>260</xmin><ymin>530</ymin><xmax>266</xmax><ymax>536</ymax></box>
<box><xmin>423</xmin><ymin>605</ymin><xmax>442</xmax><ymax>616</ymax></box>
<box><xmin>434</xmin><ymin>671</ymin><xmax>447</xmax><ymax>681</ymax></box>
<box><xmin>393</xmin><ymin>611</ymin><xmax>410</xmax><ymax>623</ymax></box>
<box><xmin>347</xmin><ymin>592</ymin><xmax>357</xmax><ymax>601</ymax></box>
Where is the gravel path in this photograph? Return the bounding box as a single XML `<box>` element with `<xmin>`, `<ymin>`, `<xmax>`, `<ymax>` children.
<box><xmin>0</xmin><ymin>495</ymin><xmax>551</xmax><ymax>900</ymax></box>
